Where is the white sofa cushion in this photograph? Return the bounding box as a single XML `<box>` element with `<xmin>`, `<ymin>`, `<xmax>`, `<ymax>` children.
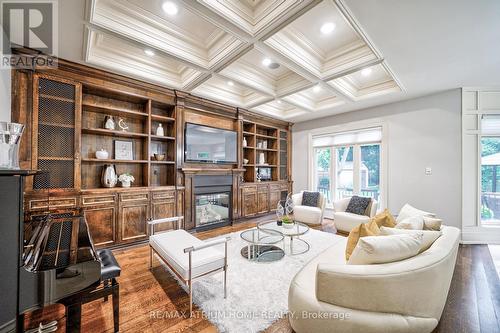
<box><xmin>149</xmin><ymin>230</ymin><xmax>225</xmax><ymax>280</ymax></box>
<box><xmin>423</xmin><ymin>216</ymin><xmax>443</xmax><ymax>231</ymax></box>
<box><xmin>333</xmin><ymin>211</ymin><xmax>370</xmax><ymax>233</ymax></box>
<box><xmin>379</xmin><ymin>226</ymin><xmax>442</xmax><ymax>253</ymax></box>
<box><xmin>395</xmin><ymin>215</ymin><xmax>424</xmax><ymax>230</ymax></box>
<box><xmin>348</xmin><ymin>233</ymin><xmax>423</xmax><ymax>265</ymax></box>
<box><xmin>294</xmin><ymin>205</ymin><xmax>323</xmax><ymax>225</ymax></box>
<box><xmin>396</xmin><ymin>203</ymin><xmax>435</xmax><ymax>223</ymax></box>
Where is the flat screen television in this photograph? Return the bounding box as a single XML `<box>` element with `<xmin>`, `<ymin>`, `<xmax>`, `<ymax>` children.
<box><xmin>184</xmin><ymin>123</ymin><xmax>237</xmax><ymax>164</ymax></box>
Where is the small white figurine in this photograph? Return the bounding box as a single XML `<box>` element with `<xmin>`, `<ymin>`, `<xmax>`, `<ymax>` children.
<box><xmin>156</xmin><ymin>123</ymin><xmax>164</xmax><ymax>136</ymax></box>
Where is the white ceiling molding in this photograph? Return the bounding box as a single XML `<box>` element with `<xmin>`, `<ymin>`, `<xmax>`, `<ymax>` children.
<box><xmin>327</xmin><ymin>63</ymin><xmax>400</xmax><ymax>101</ymax></box>
<box><xmin>264</xmin><ymin>0</ymin><xmax>378</xmax><ymax>79</ymax></box>
<box><xmin>85</xmin><ymin>27</ymin><xmax>205</xmax><ymax>90</ymax></box>
<box><xmin>282</xmin><ymin>86</ymin><xmax>345</xmax><ymax>111</ymax></box>
<box><xmin>196</xmin><ymin>0</ymin><xmax>319</xmax><ymax>38</ymax></box>
<box><xmin>190</xmin><ymin>75</ymin><xmax>272</xmax><ymax>108</ymax></box>
<box><xmin>83</xmin><ymin>0</ymin><xmax>403</xmax><ymax>121</ymax></box>
<box><xmin>219</xmin><ymin>47</ymin><xmax>311</xmax><ymax>97</ymax></box>
<box><xmin>89</xmin><ymin>0</ymin><xmax>247</xmax><ymax>69</ymax></box>
<box><xmin>252</xmin><ymin>100</ymin><xmax>308</xmax><ymax>119</ymax></box>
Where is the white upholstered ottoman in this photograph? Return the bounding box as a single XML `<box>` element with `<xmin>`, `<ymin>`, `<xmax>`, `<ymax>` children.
<box><xmin>148</xmin><ymin>217</ymin><xmax>230</xmax><ymax>316</ymax></box>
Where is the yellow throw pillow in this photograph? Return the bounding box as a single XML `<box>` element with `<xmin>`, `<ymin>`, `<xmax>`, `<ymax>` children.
<box><xmin>345</xmin><ymin>220</ymin><xmax>380</xmax><ymax>260</ymax></box>
<box><xmin>371</xmin><ymin>209</ymin><xmax>397</xmax><ymax>228</ymax></box>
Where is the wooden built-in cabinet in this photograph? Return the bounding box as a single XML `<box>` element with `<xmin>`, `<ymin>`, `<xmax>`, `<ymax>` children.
<box><xmin>12</xmin><ymin>55</ymin><xmax>292</xmax><ymax>248</ymax></box>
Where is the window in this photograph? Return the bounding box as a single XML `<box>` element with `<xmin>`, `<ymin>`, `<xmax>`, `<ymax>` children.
<box><xmin>480</xmin><ymin>116</ymin><xmax>500</xmax><ymax>225</ymax></box>
<box><xmin>312</xmin><ymin>127</ymin><xmax>384</xmax><ymax>208</ymax></box>
<box><xmin>313</xmin><ymin>147</ymin><xmax>332</xmax><ymax>205</ymax></box>
<box><xmin>481</xmin><ymin>137</ymin><xmax>500</xmax><ymax>224</ymax></box>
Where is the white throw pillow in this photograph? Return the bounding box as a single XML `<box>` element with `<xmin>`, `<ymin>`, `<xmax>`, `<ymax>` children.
<box><xmin>379</xmin><ymin>226</ymin><xmax>442</xmax><ymax>252</ymax></box>
<box><xmin>348</xmin><ymin>233</ymin><xmax>423</xmax><ymax>265</ymax></box>
<box><xmin>423</xmin><ymin>216</ymin><xmax>442</xmax><ymax>231</ymax></box>
<box><xmin>396</xmin><ymin>203</ymin><xmax>435</xmax><ymax>223</ymax></box>
<box><xmin>395</xmin><ymin>215</ymin><xmax>424</xmax><ymax>230</ymax></box>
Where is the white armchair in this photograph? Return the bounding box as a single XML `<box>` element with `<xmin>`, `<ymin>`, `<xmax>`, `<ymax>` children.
<box><xmin>291</xmin><ymin>191</ymin><xmax>326</xmax><ymax>225</ymax></box>
<box><xmin>333</xmin><ymin>197</ymin><xmax>378</xmax><ymax>233</ymax></box>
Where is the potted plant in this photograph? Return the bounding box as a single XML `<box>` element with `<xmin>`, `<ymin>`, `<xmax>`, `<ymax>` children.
<box><xmin>281</xmin><ymin>215</ymin><xmax>294</xmax><ymax>229</ymax></box>
<box><xmin>118</xmin><ymin>173</ymin><xmax>135</xmax><ymax>188</ymax></box>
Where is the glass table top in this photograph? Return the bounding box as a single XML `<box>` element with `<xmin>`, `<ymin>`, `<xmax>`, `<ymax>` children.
<box><xmin>257</xmin><ymin>220</ymin><xmax>310</xmax><ymax>237</ymax></box>
<box><xmin>240</xmin><ymin>228</ymin><xmax>284</xmax><ymax>245</ymax></box>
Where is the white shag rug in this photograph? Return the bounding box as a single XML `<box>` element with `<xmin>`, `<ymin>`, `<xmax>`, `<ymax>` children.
<box><xmin>159</xmin><ymin>228</ymin><xmax>344</xmax><ymax>333</ymax></box>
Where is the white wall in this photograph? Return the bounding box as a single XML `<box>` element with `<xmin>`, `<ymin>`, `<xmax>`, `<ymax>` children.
<box><xmin>293</xmin><ymin>89</ymin><xmax>462</xmax><ymax>229</ymax></box>
<box><xmin>0</xmin><ymin>29</ymin><xmax>10</xmax><ymax>122</ymax></box>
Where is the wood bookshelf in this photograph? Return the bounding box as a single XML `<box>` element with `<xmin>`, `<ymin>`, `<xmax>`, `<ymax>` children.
<box><xmin>242</xmin><ymin>121</ymin><xmax>288</xmax><ymax>182</ymax></box>
<box><xmin>81</xmin><ymin>85</ymin><xmax>176</xmax><ymax>190</ymax></box>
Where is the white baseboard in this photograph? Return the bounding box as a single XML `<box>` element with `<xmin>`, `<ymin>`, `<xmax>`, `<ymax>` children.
<box><xmin>461</xmin><ymin>226</ymin><xmax>500</xmax><ymax>244</ymax></box>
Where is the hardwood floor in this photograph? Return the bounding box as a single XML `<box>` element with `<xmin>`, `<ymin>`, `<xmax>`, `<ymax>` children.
<box><xmin>25</xmin><ymin>217</ymin><xmax>500</xmax><ymax>333</ymax></box>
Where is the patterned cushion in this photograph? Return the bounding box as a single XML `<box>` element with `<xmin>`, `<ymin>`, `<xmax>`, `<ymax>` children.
<box><xmin>345</xmin><ymin>196</ymin><xmax>372</xmax><ymax>215</ymax></box>
<box><xmin>301</xmin><ymin>191</ymin><xmax>320</xmax><ymax>207</ymax></box>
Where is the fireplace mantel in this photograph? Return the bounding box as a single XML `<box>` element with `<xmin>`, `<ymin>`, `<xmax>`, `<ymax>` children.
<box><xmin>181</xmin><ymin>168</ymin><xmax>244</xmax><ymax>230</ymax></box>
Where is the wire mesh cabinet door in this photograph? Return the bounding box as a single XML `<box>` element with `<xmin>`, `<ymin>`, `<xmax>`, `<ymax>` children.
<box><xmin>32</xmin><ymin>74</ymin><xmax>81</xmax><ymax>190</ymax></box>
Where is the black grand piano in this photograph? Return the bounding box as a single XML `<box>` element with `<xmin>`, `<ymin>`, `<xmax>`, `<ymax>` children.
<box><xmin>19</xmin><ymin>211</ymin><xmax>120</xmax><ymax>333</ymax></box>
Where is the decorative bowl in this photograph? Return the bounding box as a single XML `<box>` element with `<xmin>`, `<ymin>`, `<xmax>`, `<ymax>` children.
<box><xmin>95</xmin><ymin>149</ymin><xmax>109</xmax><ymax>160</ymax></box>
<box><xmin>243</xmin><ymin>158</ymin><xmax>249</xmax><ymax>165</ymax></box>
<box><xmin>282</xmin><ymin>221</ymin><xmax>295</xmax><ymax>229</ymax></box>
<box><xmin>154</xmin><ymin>153</ymin><xmax>166</xmax><ymax>161</ymax></box>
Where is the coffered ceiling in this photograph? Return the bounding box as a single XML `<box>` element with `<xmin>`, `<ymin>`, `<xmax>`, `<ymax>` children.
<box><xmin>84</xmin><ymin>0</ymin><xmax>402</xmax><ymax>120</ymax></box>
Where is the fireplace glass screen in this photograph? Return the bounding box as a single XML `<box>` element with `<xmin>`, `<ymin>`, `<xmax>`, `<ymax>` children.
<box><xmin>195</xmin><ymin>192</ymin><xmax>230</xmax><ymax>227</ymax></box>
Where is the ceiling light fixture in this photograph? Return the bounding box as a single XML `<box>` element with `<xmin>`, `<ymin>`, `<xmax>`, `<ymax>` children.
<box><xmin>144</xmin><ymin>49</ymin><xmax>155</xmax><ymax>56</ymax></box>
<box><xmin>162</xmin><ymin>1</ymin><xmax>178</xmax><ymax>16</ymax></box>
<box><xmin>320</xmin><ymin>22</ymin><xmax>336</xmax><ymax>35</ymax></box>
<box><xmin>227</xmin><ymin>81</ymin><xmax>234</xmax><ymax>86</ymax></box>
<box><xmin>313</xmin><ymin>85</ymin><xmax>321</xmax><ymax>93</ymax></box>
<box><xmin>276</xmin><ymin>100</ymin><xmax>282</xmax><ymax>104</ymax></box>
<box><xmin>361</xmin><ymin>68</ymin><xmax>373</xmax><ymax>76</ymax></box>
<box><xmin>262</xmin><ymin>58</ymin><xmax>272</xmax><ymax>67</ymax></box>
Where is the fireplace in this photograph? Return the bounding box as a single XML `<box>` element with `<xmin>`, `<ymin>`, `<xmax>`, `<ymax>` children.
<box><xmin>193</xmin><ymin>175</ymin><xmax>232</xmax><ymax>230</ymax></box>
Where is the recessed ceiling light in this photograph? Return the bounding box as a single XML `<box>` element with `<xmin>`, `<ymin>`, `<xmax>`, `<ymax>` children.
<box><xmin>144</xmin><ymin>49</ymin><xmax>155</xmax><ymax>57</ymax></box>
<box><xmin>276</xmin><ymin>100</ymin><xmax>282</xmax><ymax>104</ymax></box>
<box><xmin>361</xmin><ymin>68</ymin><xmax>373</xmax><ymax>76</ymax></box>
<box><xmin>320</xmin><ymin>22</ymin><xmax>336</xmax><ymax>35</ymax></box>
<box><xmin>262</xmin><ymin>58</ymin><xmax>272</xmax><ymax>67</ymax></box>
<box><xmin>162</xmin><ymin>1</ymin><xmax>178</xmax><ymax>16</ymax></box>
<box><xmin>227</xmin><ymin>81</ymin><xmax>234</xmax><ymax>86</ymax></box>
<box><xmin>313</xmin><ymin>85</ymin><xmax>321</xmax><ymax>93</ymax></box>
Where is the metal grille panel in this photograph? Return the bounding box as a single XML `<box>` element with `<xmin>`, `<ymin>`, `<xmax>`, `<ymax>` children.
<box><xmin>39</xmin><ymin>98</ymin><xmax>75</xmax><ymax>125</ymax></box>
<box><xmin>38</xmin><ymin>125</ymin><xmax>74</xmax><ymax>158</ymax></box>
<box><xmin>39</xmin><ymin>78</ymin><xmax>75</xmax><ymax>100</ymax></box>
<box><xmin>34</xmin><ymin>78</ymin><xmax>76</xmax><ymax>190</ymax></box>
<box><xmin>34</xmin><ymin>160</ymin><xmax>74</xmax><ymax>189</ymax></box>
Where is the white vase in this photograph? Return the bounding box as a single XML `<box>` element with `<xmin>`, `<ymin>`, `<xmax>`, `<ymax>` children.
<box><xmin>156</xmin><ymin>124</ymin><xmax>164</xmax><ymax>136</ymax></box>
<box><xmin>121</xmin><ymin>180</ymin><xmax>131</xmax><ymax>188</ymax></box>
<box><xmin>259</xmin><ymin>152</ymin><xmax>265</xmax><ymax>165</ymax></box>
<box><xmin>243</xmin><ymin>137</ymin><xmax>247</xmax><ymax>147</ymax></box>
<box><xmin>104</xmin><ymin>116</ymin><xmax>115</xmax><ymax>130</ymax></box>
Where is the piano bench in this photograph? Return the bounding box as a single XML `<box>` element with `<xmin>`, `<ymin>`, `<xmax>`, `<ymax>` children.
<box><xmin>61</xmin><ymin>249</ymin><xmax>121</xmax><ymax>333</ymax></box>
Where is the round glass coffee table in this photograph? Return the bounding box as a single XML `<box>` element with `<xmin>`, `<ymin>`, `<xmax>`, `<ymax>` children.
<box><xmin>258</xmin><ymin>220</ymin><xmax>310</xmax><ymax>255</ymax></box>
<box><xmin>240</xmin><ymin>228</ymin><xmax>285</xmax><ymax>262</ymax></box>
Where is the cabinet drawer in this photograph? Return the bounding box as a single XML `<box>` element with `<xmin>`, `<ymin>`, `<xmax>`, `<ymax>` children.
<box><xmin>280</xmin><ymin>184</ymin><xmax>289</xmax><ymax>191</ymax></box>
<box><xmin>258</xmin><ymin>185</ymin><xmax>269</xmax><ymax>193</ymax></box>
<box><xmin>82</xmin><ymin>194</ymin><xmax>116</xmax><ymax>206</ymax></box>
<box><xmin>152</xmin><ymin>191</ymin><xmax>175</xmax><ymax>200</ymax></box>
<box><xmin>242</xmin><ymin>185</ymin><xmax>257</xmax><ymax>193</ymax></box>
<box><xmin>120</xmin><ymin>192</ymin><xmax>149</xmax><ymax>202</ymax></box>
<box><xmin>29</xmin><ymin>197</ymin><xmax>77</xmax><ymax>210</ymax></box>
<box><xmin>270</xmin><ymin>184</ymin><xmax>281</xmax><ymax>191</ymax></box>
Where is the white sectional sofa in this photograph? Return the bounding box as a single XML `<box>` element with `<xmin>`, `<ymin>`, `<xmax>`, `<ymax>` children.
<box><xmin>288</xmin><ymin>226</ymin><xmax>460</xmax><ymax>333</ymax></box>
